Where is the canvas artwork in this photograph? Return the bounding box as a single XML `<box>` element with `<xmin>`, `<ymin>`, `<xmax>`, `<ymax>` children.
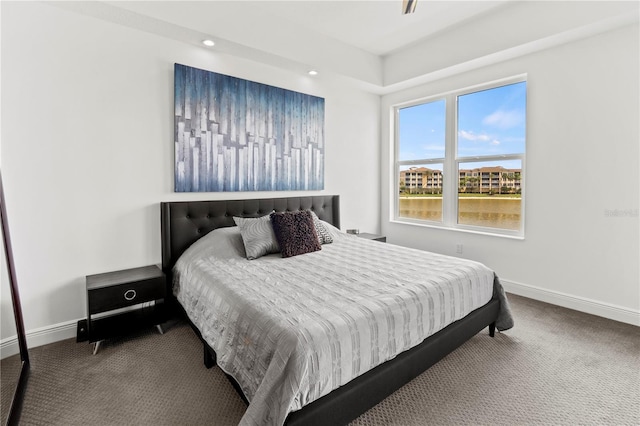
<box><xmin>174</xmin><ymin>64</ymin><xmax>325</xmax><ymax>192</ymax></box>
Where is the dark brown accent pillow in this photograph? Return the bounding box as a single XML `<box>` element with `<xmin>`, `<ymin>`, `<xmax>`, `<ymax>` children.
<box><xmin>270</xmin><ymin>210</ymin><xmax>321</xmax><ymax>258</ymax></box>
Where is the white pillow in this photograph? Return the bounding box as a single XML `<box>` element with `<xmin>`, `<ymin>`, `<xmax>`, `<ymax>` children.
<box><xmin>233</xmin><ymin>215</ymin><xmax>279</xmax><ymax>260</ymax></box>
<box><xmin>308</xmin><ymin>210</ymin><xmax>333</xmax><ymax>244</ymax></box>
<box><xmin>177</xmin><ymin>227</ymin><xmax>246</xmax><ymax>265</ymax></box>
<box><xmin>317</xmin><ymin>219</ymin><xmax>347</xmax><ymax>241</ymax></box>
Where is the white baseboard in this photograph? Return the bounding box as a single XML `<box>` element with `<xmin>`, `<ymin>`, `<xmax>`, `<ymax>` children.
<box><xmin>501</xmin><ymin>279</ymin><xmax>640</xmax><ymax>326</ymax></box>
<box><xmin>0</xmin><ymin>337</ymin><xmax>19</xmax><ymax>359</ymax></box>
<box><xmin>1</xmin><ymin>319</ymin><xmax>79</xmax><ymax>360</ymax></box>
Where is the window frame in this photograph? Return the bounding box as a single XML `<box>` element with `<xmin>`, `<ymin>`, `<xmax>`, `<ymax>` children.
<box><xmin>392</xmin><ymin>75</ymin><xmax>527</xmax><ymax>238</ymax></box>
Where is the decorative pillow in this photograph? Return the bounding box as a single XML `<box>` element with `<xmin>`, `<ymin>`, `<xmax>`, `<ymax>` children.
<box><xmin>233</xmin><ymin>214</ymin><xmax>279</xmax><ymax>260</ymax></box>
<box><xmin>270</xmin><ymin>211</ymin><xmax>321</xmax><ymax>258</ymax></box>
<box><xmin>308</xmin><ymin>210</ymin><xmax>333</xmax><ymax>245</ymax></box>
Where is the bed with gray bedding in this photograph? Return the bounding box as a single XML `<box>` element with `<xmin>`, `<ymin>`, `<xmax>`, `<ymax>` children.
<box><xmin>160</xmin><ymin>195</ymin><xmax>513</xmax><ymax>426</ymax></box>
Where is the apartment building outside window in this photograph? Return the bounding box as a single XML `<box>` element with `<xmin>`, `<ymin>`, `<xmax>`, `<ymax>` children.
<box><xmin>394</xmin><ymin>77</ymin><xmax>526</xmax><ymax>236</ymax></box>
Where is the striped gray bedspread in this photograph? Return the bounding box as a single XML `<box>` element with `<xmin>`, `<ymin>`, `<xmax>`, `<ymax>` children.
<box><xmin>173</xmin><ymin>225</ymin><xmax>499</xmax><ymax>426</ymax></box>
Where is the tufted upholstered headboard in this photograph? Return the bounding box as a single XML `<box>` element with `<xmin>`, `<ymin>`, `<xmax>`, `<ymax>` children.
<box><xmin>160</xmin><ymin>195</ymin><xmax>340</xmax><ymax>275</ymax></box>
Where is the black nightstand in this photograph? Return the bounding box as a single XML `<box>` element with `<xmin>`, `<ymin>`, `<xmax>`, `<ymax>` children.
<box><xmin>85</xmin><ymin>265</ymin><xmax>166</xmax><ymax>354</ymax></box>
<box><xmin>356</xmin><ymin>233</ymin><xmax>386</xmax><ymax>243</ymax></box>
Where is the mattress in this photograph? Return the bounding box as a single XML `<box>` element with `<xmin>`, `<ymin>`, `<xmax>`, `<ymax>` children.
<box><xmin>173</xmin><ymin>224</ymin><xmax>496</xmax><ymax>426</ymax></box>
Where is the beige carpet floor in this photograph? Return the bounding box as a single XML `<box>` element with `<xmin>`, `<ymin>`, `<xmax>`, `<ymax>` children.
<box><xmin>2</xmin><ymin>294</ymin><xmax>639</xmax><ymax>425</ymax></box>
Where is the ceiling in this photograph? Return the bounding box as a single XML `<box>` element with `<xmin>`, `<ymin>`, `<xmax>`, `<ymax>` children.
<box><xmin>52</xmin><ymin>1</ymin><xmax>639</xmax><ymax>93</ymax></box>
<box><xmin>107</xmin><ymin>0</ymin><xmax>511</xmax><ymax>57</ymax></box>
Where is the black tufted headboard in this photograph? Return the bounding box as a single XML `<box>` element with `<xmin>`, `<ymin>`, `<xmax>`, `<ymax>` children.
<box><xmin>160</xmin><ymin>195</ymin><xmax>340</xmax><ymax>275</ymax></box>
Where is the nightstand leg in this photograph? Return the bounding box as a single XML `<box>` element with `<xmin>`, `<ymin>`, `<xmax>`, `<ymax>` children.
<box><xmin>156</xmin><ymin>324</ymin><xmax>164</xmax><ymax>335</ymax></box>
<box><xmin>92</xmin><ymin>340</ymin><xmax>102</xmax><ymax>355</ymax></box>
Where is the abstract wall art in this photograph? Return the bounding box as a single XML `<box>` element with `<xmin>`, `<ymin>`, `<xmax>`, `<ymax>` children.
<box><xmin>174</xmin><ymin>64</ymin><xmax>325</xmax><ymax>192</ymax></box>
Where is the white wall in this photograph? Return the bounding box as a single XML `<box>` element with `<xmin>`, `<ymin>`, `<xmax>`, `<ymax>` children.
<box><xmin>0</xmin><ymin>1</ymin><xmax>380</xmax><ymax>346</ymax></box>
<box><xmin>381</xmin><ymin>24</ymin><xmax>640</xmax><ymax>324</ymax></box>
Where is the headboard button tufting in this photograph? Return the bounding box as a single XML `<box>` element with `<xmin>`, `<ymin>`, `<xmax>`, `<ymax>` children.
<box><xmin>161</xmin><ymin>195</ymin><xmax>339</xmax><ymax>277</ymax></box>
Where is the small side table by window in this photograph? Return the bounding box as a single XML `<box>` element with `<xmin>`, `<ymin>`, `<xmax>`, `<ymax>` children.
<box><xmin>85</xmin><ymin>265</ymin><xmax>166</xmax><ymax>354</ymax></box>
<box><xmin>356</xmin><ymin>233</ymin><xmax>386</xmax><ymax>243</ymax></box>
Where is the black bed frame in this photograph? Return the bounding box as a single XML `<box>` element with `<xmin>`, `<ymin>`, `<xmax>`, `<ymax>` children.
<box><xmin>161</xmin><ymin>195</ymin><xmax>499</xmax><ymax>425</ymax></box>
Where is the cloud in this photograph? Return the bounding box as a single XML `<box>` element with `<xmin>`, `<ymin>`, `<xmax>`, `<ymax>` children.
<box><xmin>482</xmin><ymin>110</ymin><xmax>523</xmax><ymax>129</ymax></box>
<box><xmin>458</xmin><ymin>130</ymin><xmax>491</xmax><ymax>141</ymax></box>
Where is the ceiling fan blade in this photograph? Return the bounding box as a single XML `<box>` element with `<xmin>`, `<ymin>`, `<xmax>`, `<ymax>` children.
<box><xmin>402</xmin><ymin>0</ymin><xmax>418</xmax><ymax>14</ymax></box>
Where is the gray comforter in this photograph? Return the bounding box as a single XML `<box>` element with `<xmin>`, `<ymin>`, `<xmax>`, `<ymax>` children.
<box><xmin>173</xmin><ymin>224</ymin><xmax>513</xmax><ymax>425</ymax></box>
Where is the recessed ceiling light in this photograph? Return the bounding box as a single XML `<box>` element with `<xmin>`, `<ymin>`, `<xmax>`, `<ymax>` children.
<box><xmin>308</xmin><ymin>70</ymin><xmax>318</xmax><ymax>76</ymax></box>
<box><xmin>202</xmin><ymin>39</ymin><xmax>215</xmax><ymax>47</ymax></box>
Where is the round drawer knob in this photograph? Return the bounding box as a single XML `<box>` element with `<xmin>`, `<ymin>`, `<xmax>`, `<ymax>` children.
<box><xmin>124</xmin><ymin>289</ymin><xmax>137</xmax><ymax>301</ymax></box>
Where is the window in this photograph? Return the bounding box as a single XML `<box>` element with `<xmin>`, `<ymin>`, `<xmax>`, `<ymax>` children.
<box><xmin>394</xmin><ymin>77</ymin><xmax>526</xmax><ymax>236</ymax></box>
<box><xmin>398</xmin><ymin>100</ymin><xmax>445</xmax><ymax>222</ymax></box>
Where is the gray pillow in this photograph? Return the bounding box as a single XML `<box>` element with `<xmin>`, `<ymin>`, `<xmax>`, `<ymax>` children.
<box><xmin>233</xmin><ymin>215</ymin><xmax>279</xmax><ymax>260</ymax></box>
<box><xmin>309</xmin><ymin>210</ymin><xmax>333</xmax><ymax>244</ymax></box>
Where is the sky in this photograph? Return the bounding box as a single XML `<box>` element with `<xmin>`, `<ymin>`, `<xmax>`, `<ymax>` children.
<box><xmin>398</xmin><ymin>81</ymin><xmax>526</xmax><ymax>171</ymax></box>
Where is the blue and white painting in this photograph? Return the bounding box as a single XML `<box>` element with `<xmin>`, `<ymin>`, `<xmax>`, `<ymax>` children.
<box><xmin>174</xmin><ymin>64</ymin><xmax>325</xmax><ymax>192</ymax></box>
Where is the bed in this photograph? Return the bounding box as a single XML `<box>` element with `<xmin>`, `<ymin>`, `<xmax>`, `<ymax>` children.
<box><xmin>160</xmin><ymin>195</ymin><xmax>512</xmax><ymax>426</ymax></box>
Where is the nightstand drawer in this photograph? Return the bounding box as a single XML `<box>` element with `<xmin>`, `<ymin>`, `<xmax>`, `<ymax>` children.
<box><xmin>88</xmin><ymin>277</ymin><xmax>165</xmax><ymax>314</ymax></box>
<box><xmin>83</xmin><ymin>265</ymin><xmax>167</xmax><ymax>352</ymax></box>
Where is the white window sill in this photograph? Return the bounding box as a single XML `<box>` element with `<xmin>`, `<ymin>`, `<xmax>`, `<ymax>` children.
<box><xmin>390</xmin><ymin>218</ymin><xmax>525</xmax><ymax>240</ymax></box>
